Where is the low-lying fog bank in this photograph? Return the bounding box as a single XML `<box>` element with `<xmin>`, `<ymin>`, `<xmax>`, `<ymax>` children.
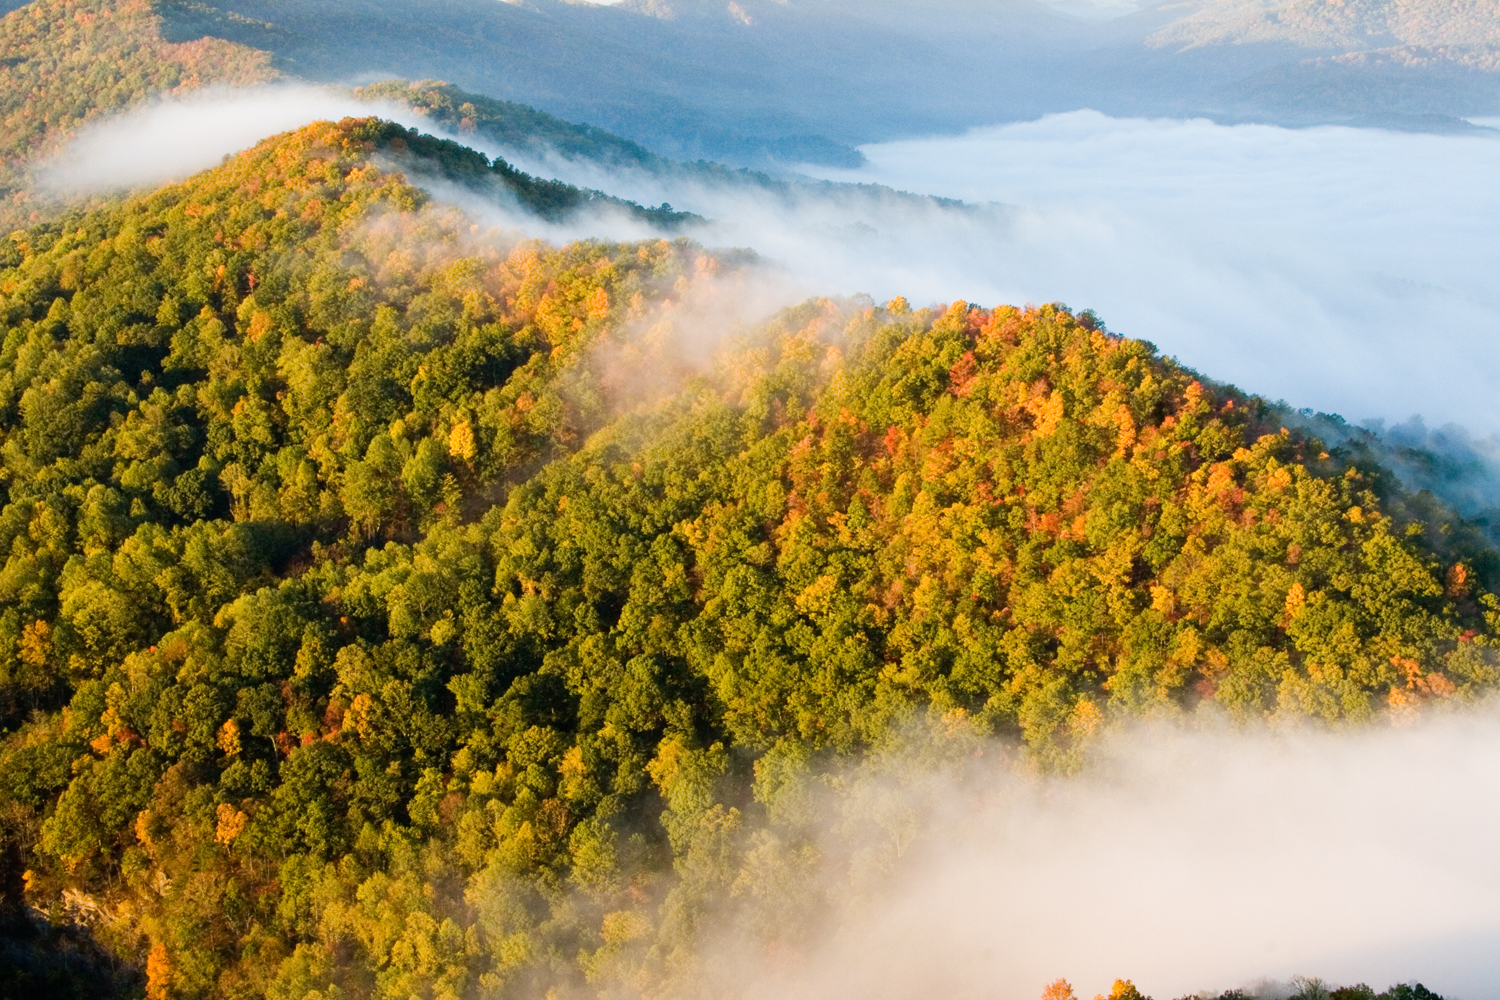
<box><xmin>720</xmin><ymin>711</ymin><xmax>1500</xmax><ymax>1000</ymax></box>
<box><xmin>38</xmin><ymin>85</ymin><xmax>427</xmax><ymax>192</ymax></box>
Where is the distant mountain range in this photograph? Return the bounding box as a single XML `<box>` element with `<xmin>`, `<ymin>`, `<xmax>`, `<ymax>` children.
<box><xmin>3</xmin><ymin>0</ymin><xmax>1492</xmax><ymax>182</ymax></box>
<box><xmin>140</xmin><ymin>0</ymin><xmax>1500</xmax><ymax>169</ymax></box>
<box><xmin>1150</xmin><ymin>0</ymin><xmax>1500</xmax><ymax>63</ymax></box>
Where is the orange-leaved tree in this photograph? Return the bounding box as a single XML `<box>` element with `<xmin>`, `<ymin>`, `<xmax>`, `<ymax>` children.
<box><xmin>1096</xmin><ymin>979</ymin><xmax>1151</xmax><ymax>1000</ymax></box>
<box><xmin>1044</xmin><ymin>979</ymin><xmax>1079</xmax><ymax>1000</ymax></box>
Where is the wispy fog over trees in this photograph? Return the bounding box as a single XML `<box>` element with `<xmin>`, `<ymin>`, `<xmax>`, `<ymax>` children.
<box><xmin>0</xmin><ymin>0</ymin><xmax>275</xmax><ymax>217</ymax></box>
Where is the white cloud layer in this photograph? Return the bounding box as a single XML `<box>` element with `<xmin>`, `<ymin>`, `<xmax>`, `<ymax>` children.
<box><xmin>798</xmin><ymin>114</ymin><xmax>1500</xmax><ymax>433</ymax></box>
<box><xmin>747</xmin><ymin>713</ymin><xmax>1500</xmax><ymax>1000</ymax></box>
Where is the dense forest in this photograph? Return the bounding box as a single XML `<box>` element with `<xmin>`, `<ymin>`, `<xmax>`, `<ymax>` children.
<box><xmin>0</xmin><ymin>113</ymin><xmax>1489</xmax><ymax>998</ymax></box>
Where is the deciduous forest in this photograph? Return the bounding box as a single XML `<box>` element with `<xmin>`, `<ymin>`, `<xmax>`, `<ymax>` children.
<box><xmin>0</xmin><ymin>115</ymin><xmax>1485</xmax><ymax>999</ymax></box>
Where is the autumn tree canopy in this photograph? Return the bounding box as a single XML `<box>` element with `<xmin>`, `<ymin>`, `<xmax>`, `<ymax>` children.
<box><xmin>0</xmin><ymin>116</ymin><xmax>1489</xmax><ymax>999</ymax></box>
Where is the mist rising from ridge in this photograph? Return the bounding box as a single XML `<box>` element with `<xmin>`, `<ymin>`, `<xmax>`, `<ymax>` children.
<box><xmin>38</xmin><ymin>85</ymin><xmax>430</xmax><ymax>193</ymax></box>
<box><xmin>48</xmin><ymin>92</ymin><xmax>1500</xmax><ymax>465</ymax></box>
<box><xmin>496</xmin><ymin>111</ymin><xmax>1500</xmax><ymax>436</ymax></box>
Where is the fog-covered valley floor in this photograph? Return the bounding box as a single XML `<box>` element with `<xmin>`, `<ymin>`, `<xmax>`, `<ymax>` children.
<box><xmin>737</xmin><ymin>713</ymin><xmax>1500</xmax><ymax>1000</ymax></box>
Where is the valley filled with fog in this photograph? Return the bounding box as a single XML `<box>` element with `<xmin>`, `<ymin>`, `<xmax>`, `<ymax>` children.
<box><xmin>801</xmin><ymin>114</ymin><xmax>1500</xmax><ymax>434</ymax></box>
<box><xmin>735</xmin><ymin>714</ymin><xmax>1500</xmax><ymax>1000</ymax></box>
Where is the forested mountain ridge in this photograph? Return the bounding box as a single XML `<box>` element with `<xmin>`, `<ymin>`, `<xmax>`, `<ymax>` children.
<box><xmin>351</xmin><ymin>119</ymin><xmax>698</xmax><ymax>229</ymax></box>
<box><xmin>352</xmin><ymin>80</ymin><xmax>673</xmax><ymax>177</ymax></box>
<box><xmin>0</xmin><ymin>0</ymin><xmax>275</xmax><ymax>220</ymax></box>
<box><xmin>365</xmin><ymin>78</ymin><xmax>994</xmax><ymax>230</ymax></box>
<box><xmin>0</xmin><ymin>115</ymin><xmax>1495</xmax><ymax>998</ymax></box>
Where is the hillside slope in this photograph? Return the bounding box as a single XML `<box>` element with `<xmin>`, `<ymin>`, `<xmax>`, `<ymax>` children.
<box><xmin>1150</xmin><ymin>0</ymin><xmax>1500</xmax><ymax>62</ymax></box>
<box><xmin>0</xmin><ymin>117</ymin><xmax>1496</xmax><ymax>998</ymax></box>
<box><xmin>353</xmin><ymin>79</ymin><xmax>674</xmax><ymax>176</ymax></box>
<box><xmin>0</xmin><ymin>0</ymin><xmax>275</xmax><ymax>219</ymax></box>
